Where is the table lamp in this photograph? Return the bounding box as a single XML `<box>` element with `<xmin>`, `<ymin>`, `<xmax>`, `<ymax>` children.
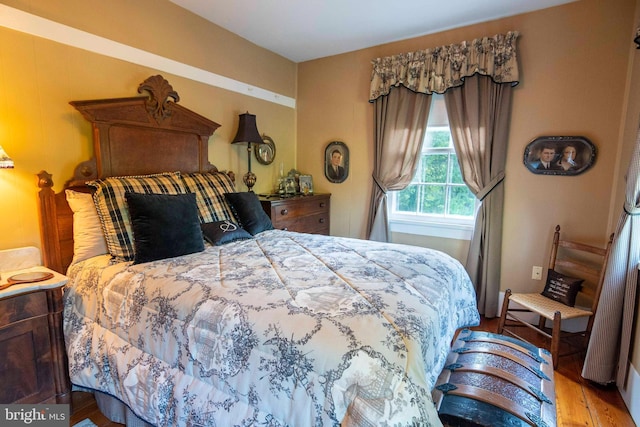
<box><xmin>0</xmin><ymin>144</ymin><xmax>14</xmax><ymax>168</ymax></box>
<box><xmin>231</xmin><ymin>112</ymin><xmax>263</xmax><ymax>191</ymax></box>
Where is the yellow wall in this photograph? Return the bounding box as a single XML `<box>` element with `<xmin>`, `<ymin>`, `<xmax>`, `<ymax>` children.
<box><xmin>0</xmin><ymin>0</ymin><xmax>297</xmax><ymax>250</ymax></box>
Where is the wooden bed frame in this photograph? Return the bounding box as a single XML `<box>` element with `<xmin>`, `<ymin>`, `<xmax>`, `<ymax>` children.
<box><xmin>37</xmin><ymin>75</ymin><xmax>228</xmax><ymax>274</ymax></box>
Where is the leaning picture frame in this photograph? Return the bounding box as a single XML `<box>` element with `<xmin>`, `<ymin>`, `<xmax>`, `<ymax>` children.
<box><xmin>523</xmin><ymin>136</ymin><xmax>596</xmax><ymax>176</ymax></box>
<box><xmin>299</xmin><ymin>175</ymin><xmax>314</xmax><ymax>195</ymax></box>
<box><xmin>283</xmin><ymin>176</ymin><xmax>297</xmax><ymax>195</ymax></box>
<box><xmin>325</xmin><ymin>141</ymin><xmax>349</xmax><ymax>183</ymax></box>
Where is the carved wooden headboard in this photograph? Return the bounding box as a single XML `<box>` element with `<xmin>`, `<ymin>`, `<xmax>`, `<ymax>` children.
<box><xmin>38</xmin><ymin>75</ymin><xmax>227</xmax><ymax>273</ymax></box>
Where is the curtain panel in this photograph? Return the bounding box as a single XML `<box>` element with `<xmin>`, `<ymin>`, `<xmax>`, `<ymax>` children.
<box><xmin>367</xmin><ymin>87</ymin><xmax>431</xmax><ymax>241</ymax></box>
<box><xmin>582</xmin><ymin>129</ymin><xmax>640</xmax><ymax>385</ymax></box>
<box><xmin>369</xmin><ymin>31</ymin><xmax>519</xmax><ymax>101</ymax></box>
<box><xmin>444</xmin><ymin>75</ymin><xmax>513</xmax><ymax>317</ymax></box>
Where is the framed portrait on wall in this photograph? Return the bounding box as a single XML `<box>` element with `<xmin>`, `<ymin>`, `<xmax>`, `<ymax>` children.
<box><xmin>255</xmin><ymin>135</ymin><xmax>276</xmax><ymax>165</ymax></box>
<box><xmin>325</xmin><ymin>141</ymin><xmax>349</xmax><ymax>183</ymax></box>
<box><xmin>523</xmin><ymin>136</ymin><xmax>596</xmax><ymax>176</ymax></box>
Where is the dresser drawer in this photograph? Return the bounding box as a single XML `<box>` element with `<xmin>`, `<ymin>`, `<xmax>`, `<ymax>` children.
<box><xmin>0</xmin><ymin>291</ymin><xmax>48</xmax><ymax>326</ymax></box>
<box><xmin>271</xmin><ymin>197</ymin><xmax>328</xmax><ymax>221</ymax></box>
<box><xmin>260</xmin><ymin>194</ymin><xmax>331</xmax><ymax>235</ymax></box>
<box><xmin>278</xmin><ymin>212</ymin><xmax>329</xmax><ymax>234</ymax></box>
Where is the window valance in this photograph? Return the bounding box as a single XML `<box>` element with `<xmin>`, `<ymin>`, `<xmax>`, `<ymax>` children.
<box><xmin>369</xmin><ymin>31</ymin><xmax>520</xmax><ymax>101</ymax></box>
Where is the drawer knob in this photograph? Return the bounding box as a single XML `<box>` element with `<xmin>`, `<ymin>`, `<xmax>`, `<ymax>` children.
<box><xmin>319</xmin><ymin>218</ymin><xmax>325</xmax><ymax>223</ymax></box>
<box><xmin>319</xmin><ymin>202</ymin><xmax>325</xmax><ymax>208</ymax></box>
<box><xmin>281</xmin><ymin>209</ymin><xmax>289</xmax><ymax>215</ymax></box>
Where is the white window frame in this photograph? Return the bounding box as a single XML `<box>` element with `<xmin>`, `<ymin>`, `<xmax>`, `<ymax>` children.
<box><xmin>388</xmin><ymin>100</ymin><xmax>477</xmax><ymax>241</ymax></box>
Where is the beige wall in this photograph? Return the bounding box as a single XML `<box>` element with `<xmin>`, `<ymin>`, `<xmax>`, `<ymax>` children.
<box><xmin>297</xmin><ymin>0</ymin><xmax>638</xmax><ymax>375</ymax></box>
<box><xmin>0</xmin><ymin>0</ymin><xmax>297</xmax><ymax>250</ymax></box>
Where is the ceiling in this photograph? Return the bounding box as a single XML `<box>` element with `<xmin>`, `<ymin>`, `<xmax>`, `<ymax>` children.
<box><xmin>170</xmin><ymin>0</ymin><xmax>575</xmax><ymax>63</ymax></box>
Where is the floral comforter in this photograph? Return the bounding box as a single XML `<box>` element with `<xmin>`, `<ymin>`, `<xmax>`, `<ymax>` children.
<box><xmin>64</xmin><ymin>230</ymin><xmax>479</xmax><ymax>427</ymax></box>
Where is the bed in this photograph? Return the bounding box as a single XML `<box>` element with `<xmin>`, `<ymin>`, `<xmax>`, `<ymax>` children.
<box><xmin>37</xmin><ymin>75</ymin><xmax>480</xmax><ymax>427</ymax></box>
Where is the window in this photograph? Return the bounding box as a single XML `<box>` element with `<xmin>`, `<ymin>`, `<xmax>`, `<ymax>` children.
<box><xmin>389</xmin><ymin>94</ymin><xmax>477</xmax><ymax>240</ymax></box>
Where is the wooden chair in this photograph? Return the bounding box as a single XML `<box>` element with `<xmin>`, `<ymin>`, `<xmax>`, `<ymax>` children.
<box><xmin>497</xmin><ymin>225</ymin><xmax>614</xmax><ymax>369</ymax></box>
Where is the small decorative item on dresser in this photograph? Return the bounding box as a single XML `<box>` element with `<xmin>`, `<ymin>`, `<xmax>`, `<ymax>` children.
<box><xmin>299</xmin><ymin>175</ymin><xmax>314</xmax><ymax>195</ymax></box>
<box><xmin>0</xmin><ymin>271</ymin><xmax>54</xmax><ymax>290</ymax></box>
<box><xmin>284</xmin><ymin>176</ymin><xmax>297</xmax><ymax>195</ymax></box>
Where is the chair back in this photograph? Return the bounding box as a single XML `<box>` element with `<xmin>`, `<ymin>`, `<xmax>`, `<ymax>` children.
<box><xmin>548</xmin><ymin>225</ymin><xmax>614</xmax><ymax>314</ymax></box>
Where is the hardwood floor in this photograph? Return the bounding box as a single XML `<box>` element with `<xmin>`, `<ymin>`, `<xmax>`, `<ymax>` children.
<box><xmin>69</xmin><ymin>316</ymin><xmax>636</xmax><ymax>427</ymax></box>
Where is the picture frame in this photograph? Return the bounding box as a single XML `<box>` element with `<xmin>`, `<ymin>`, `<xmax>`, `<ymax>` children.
<box><xmin>523</xmin><ymin>136</ymin><xmax>596</xmax><ymax>176</ymax></box>
<box><xmin>325</xmin><ymin>141</ymin><xmax>349</xmax><ymax>183</ymax></box>
<box><xmin>299</xmin><ymin>175</ymin><xmax>314</xmax><ymax>195</ymax></box>
<box><xmin>255</xmin><ymin>135</ymin><xmax>276</xmax><ymax>165</ymax></box>
<box><xmin>283</xmin><ymin>176</ymin><xmax>297</xmax><ymax>195</ymax></box>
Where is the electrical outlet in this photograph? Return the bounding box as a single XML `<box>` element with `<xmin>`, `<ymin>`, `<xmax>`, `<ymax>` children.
<box><xmin>532</xmin><ymin>266</ymin><xmax>543</xmax><ymax>280</ymax></box>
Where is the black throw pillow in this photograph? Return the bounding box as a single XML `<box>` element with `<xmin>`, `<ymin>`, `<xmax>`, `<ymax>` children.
<box><xmin>125</xmin><ymin>192</ymin><xmax>204</xmax><ymax>264</ymax></box>
<box><xmin>224</xmin><ymin>192</ymin><xmax>274</xmax><ymax>235</ymax></box>
<box><xmin>201</xmin><ymin>220</ymin><xmax>253</xmax><ymax>245</ymax></box>
<box><xmin>541</xmin><ymin>269</ymin><xmax>584</xmax><ymax>307</ymax></box>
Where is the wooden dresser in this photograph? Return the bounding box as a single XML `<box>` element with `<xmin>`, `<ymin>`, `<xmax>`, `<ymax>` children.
<box><xmin>0</xmin><ymin>248</ymin><xmax>71</xmax><ymax>405</ymax></box>
<box><xmin>260</xmin><ymin>194</ymin><xmax>330</xmax><ymax>235</ymax></box>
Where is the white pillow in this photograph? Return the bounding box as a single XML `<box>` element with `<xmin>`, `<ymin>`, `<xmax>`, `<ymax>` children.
<box><xmin>65</xmin><ymin>189</ymin><xmax>108</xmax><ymax>264</ymax></box>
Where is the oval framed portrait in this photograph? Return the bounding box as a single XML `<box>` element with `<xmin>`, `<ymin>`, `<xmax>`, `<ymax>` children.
<box><xmin>255</xmin><ymin>135</ymin><xmax>276</xmax><ymax>165</ymax></box>
<box><xmin>523</xmin><ymin>136</ymin><xmax>596</xmax><ymax>176</ymax></box>
<box><xmin>325</xmin><ymin>141</ymin><xmax>349</xmax><ymax>183</ymax></box>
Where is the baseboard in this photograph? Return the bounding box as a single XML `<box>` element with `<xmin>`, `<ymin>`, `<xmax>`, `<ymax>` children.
<box><xmin>620</xmin><ymin>360</ymin><xmax>640</xmax><ymax>425</ymax></box>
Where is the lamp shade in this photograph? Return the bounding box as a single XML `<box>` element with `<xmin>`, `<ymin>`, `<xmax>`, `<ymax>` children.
<box><xmin>0</xmin><ymin>144</ymin><xmax>14</xmax><ymax>168</ymax></box>
<box><xmin>231</xmin><ymin>112</ymin><xmax>263</xmax><ymax>145</ymax></box>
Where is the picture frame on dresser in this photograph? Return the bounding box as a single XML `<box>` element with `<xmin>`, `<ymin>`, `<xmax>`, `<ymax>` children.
<box><xmin>299</xmin><ymin>174</ymin><xmax>313</xmax><ymax>195</ymax></box>
<box><xmin>284</xmin><ymin>176</ymin><xmax>297</xmax><ymax>195</ymax></box>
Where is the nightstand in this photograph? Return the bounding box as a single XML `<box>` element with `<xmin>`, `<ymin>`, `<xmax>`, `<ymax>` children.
<box><xmin>260</xmin><ymin>194</ymin><xmax>331</xmax><ymax>235</ymax></box>
<box><xmin>0</xmin><ymin>247</ymin><xmax>71</xmax><ymax>404</ymax></box>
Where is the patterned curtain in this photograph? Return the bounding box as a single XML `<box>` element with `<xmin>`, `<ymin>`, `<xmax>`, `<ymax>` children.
<box><xmin>582</xmin><ymin>129</ymin><xmax>640</xmax><ymax>385</ymax></box>
<box><xmin>369</xmin><ymin>31</ymin><xmax>519</xmax><ymax>101</ymax></box>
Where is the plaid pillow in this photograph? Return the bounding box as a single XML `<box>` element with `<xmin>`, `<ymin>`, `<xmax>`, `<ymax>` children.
<box><xmin>88</xmin><ymin>172</ymin><xmax>186</xmax><ymax>261</ymax></box>
<box><xmin>180</xmin><ymin>172</ymin><xmax>236</xmax><ymax>223</ymax></box>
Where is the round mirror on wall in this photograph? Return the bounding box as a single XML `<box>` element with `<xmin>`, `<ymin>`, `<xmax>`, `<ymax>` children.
<box><xmin>255</xmin><ymin>135</ymin><xmax>276</xmax><ymax>165</ymax></box>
